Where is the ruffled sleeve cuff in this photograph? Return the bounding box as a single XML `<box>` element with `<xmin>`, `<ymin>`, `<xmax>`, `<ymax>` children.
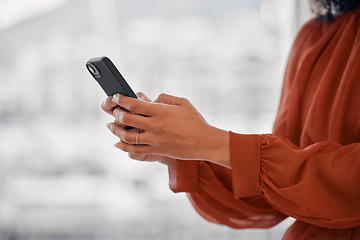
<box><xmin>168</xmin><ymin>160</ymin><xmax>199</xmax><ymax>193</ymax></box>
<box><xmin>230</xmin><ymin>131</ymin><xmax>263</xmax><ymax>198</ymax></box>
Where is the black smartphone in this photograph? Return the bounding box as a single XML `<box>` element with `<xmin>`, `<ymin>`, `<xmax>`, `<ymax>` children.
<box><xmin>86</xmin><ymin>56</ymin><xmax>137</xmax><ymax>98</ymax></box>
<box><xmin>86</xmin><ymin>56</ymin><xmax>137</xmax><ymax>130</ymax></box>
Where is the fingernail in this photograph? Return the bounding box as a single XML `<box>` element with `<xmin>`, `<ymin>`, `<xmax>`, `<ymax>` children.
<box><xmin>112</xmin><ymin>94</ymin><xmax>119</xmax><ymax>102</ymax></box>
<box><xmin>114</xmin><ymin>143</ymin><xmax>117</xmax><ymax>148</ymax></box>
<box><xmin>106</xmin><ymin>123</ymin><xmax>111</xmax><ymax>129</ymax></box>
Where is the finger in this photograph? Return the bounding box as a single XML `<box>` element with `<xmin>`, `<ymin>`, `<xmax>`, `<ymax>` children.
<box><xmin>114</xmin><ymin>141</ymin><xmax>153</xmax><ymax>155</ymax></box>
<box><xmin>136</xmin><ymin>92</ymin><xmax>152</xmax><ymax>102</ymax></box>
<box><xmin>113</xmin><ymin>119</ymin><xmax>141</xmax><ymax>129</ymax></box>
<box><xmin>113</xmin><ymin>107</ymin><xmax>153</xmax><ymax>130</ymax></box>
<box><xmin>107</xmin><ymin>123</ymin><xmax>151</xmax><ymax>145</ymax></box>
<box><xmin>101</xmin><ymin>96</ymin><xmax>118</xmax><ymax>115</ymax></box>
<box><xmin>113</xmin><ymin>120</ymin><xmax>145</xmax><ymax>133</ymax></box>
<box><xmin>114</xmin><ymin>119</ymin><xmax>126</xmax><ymax>128</ymax></box>
<box><xmin>128</xmin><ymin>153</ymin><xmax>152</xmax><ymax>162</ymax></box>
<box><xmin>128</xmin><ymin>153</ymin><xmax>169</xmax><ymax>162</ymax></box>
<box><xmin>128</xmin><ymin>153</ymin><xmax>147</xmax><ymax>161</ymax></box>
<box><xmin>112</xmin><ymin>94</ymin><xmax>156</xmax><ymax>116</ymax></box>
<box><xmin>154</xmin><ymin>93</ymin><xmax>188</xmax><ymax>106</ymax></box>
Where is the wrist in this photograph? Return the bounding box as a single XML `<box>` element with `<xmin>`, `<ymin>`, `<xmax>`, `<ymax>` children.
<box><xmin>202</xmin><ymin>126</ymin><xmax>231</xmax><ymax>169</ymax></box>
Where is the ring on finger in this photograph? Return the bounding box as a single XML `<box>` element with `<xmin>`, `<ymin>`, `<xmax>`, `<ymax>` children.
<box><xmin>136</xmin><ymin>132</ymin><xmax>140</xmax><ymax>145</ymax></box>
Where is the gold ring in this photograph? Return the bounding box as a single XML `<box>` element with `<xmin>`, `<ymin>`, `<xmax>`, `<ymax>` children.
<box><xmin>136</xmin><ymin>132</ymin><xmax>140</xmax><ymax>145</ymax></box>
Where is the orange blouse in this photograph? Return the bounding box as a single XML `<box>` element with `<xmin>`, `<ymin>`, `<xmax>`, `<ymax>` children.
<box><xmin>168</xmin><ymin>8</ymin><xmax>360</xmax><ymax>240</ymax></box>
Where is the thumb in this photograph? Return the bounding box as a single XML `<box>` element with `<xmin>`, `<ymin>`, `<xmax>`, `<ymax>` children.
<box><xmin>154</xmin><ymin>93</ymin><xmax>187</xmax><ymax>106</ymax></box>
<box><xmin>136</xmin><ymin>92</ymin><xmax>152</xmax><ymax>102</ymax></box>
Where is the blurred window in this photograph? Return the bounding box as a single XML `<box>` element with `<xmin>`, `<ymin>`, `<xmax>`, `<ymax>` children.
<box><xmin>0</xmin><ymin>0</ymin><xmax>309</xmax><ymax>239</ymax></box>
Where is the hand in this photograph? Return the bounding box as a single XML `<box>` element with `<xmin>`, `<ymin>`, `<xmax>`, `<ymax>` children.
<box><xmin>102</xmin><ymin>93</ymin><xmax>178</xmax><ymax>168</ymax></box>
<box><xmin>107</xmin><ymin>93</ymin><xmax>230</xmax><ymax>168</ymax></box>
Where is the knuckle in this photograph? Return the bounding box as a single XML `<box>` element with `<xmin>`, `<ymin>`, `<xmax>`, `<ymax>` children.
<box><xmin>157</xmin><ymin>93</ymin><xmax>167</xmax><ymax>101</ymax></box>
<box><xmin>137</xmin><ymin>92</ymin><xmax>151</xmax><ymax>102</ymax></box>
<box><xmin>159</xmin><ymin>93</ymin><xmax>167</xmax><ymax>98</ymax></box>
<box><xmin>181</xmin><ymin>97</ymin><xmax>189</xmax><ymax>104</ymax></box>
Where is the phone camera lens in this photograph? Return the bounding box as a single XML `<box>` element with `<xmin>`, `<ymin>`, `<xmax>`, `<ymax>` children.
<box><xmin>87</xmin><ymin>64</ymin><xmax>100</xmax><ymax>76</ymax></box>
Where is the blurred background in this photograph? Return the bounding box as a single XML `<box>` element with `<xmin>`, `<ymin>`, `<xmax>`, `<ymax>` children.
<box><xmin>0</xmin><ymin>0</ymin><xmax>310</xmax><ymax>239</ymax></box>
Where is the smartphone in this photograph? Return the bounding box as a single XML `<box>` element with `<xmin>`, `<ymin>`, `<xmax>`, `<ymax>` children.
<box><xmin>86</xmin><ymin>56</ymin><xmax>137</xmax><ymax>98</ymax></box>
<box><xmin>86</xmin><ymin>56</ymin><xmax>137</xmax><ymax>130</ymax></box>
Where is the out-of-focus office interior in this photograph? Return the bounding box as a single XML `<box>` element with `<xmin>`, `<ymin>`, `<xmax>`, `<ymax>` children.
<box><xmin>0</xmin><ymin>0</ymin><xmax>310</xmax><ymax>239</ymax></box>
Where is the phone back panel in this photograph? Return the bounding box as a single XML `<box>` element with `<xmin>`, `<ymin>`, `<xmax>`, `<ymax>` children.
<box><xmin>86</xmin><ymin>57</ymin><xmax>137</xmax><ymax>98</ymax></box>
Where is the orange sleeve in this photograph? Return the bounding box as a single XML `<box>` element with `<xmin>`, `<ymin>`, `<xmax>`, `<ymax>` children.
<box><xmin>168</xmin><ymin>159</ymin><xmax>287</xmax><ymax>229</ymax></box>
<box><xmin>230</xmin><ymin>131</ymin><xmax>360</xmax><ymax>229</ymax></box>
<box><xmin>168</xmin><ymin>160</ymin><xmax>199</xmax><ymax>193</ymax></box>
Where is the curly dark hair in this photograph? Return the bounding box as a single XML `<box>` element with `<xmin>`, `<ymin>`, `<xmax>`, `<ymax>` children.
<box><xmin>311</xmin><ymin>0</ymin><xmax>360</xmax><ymax>21</ymax></box>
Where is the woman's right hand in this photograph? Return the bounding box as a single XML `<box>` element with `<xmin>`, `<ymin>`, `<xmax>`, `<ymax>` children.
<box><xmin>101</xmin><ymin>92</ymin><xmax>177</xmax><ymax>168</ymax></box>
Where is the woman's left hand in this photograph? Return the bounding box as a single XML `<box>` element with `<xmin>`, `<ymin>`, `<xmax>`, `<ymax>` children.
<box><xmin>106</xmin><ymin>93</ymin><xmax>230</xmax><ymax>168</ymax></box>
